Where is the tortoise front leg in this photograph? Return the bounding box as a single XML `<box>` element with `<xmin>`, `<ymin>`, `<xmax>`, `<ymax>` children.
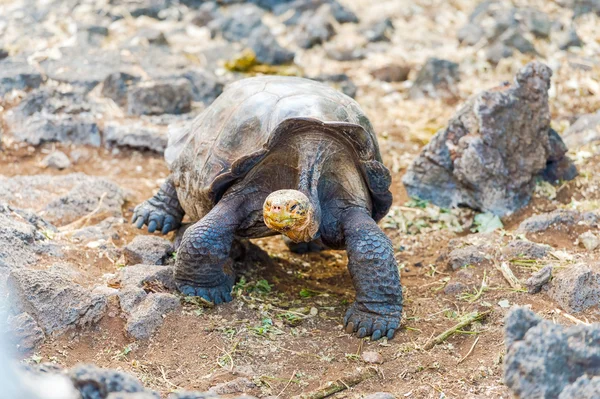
<box><xmin>132</xmin><ymin>176</ymin><xmax>184</xmax><ymax>234</ymax></box>
<box><xmin>341</xmin><ymin>207</ymin><xmax>403</xmax><ymax>340</ymax></box>
<box><xmin>174</xmin><ymin>197</ymin><xmax>244</xmax><ymax>304</ymax></box>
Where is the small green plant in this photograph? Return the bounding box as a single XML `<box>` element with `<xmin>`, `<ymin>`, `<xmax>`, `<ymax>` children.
<box><xmin>112</xmin><ymin>345</ymin><xmax>132</xmax><ymax>360</ymax></box>
<box><xmin>471</xmin><ymin>213</ymin><xmax>503</xmax><ymax>234</ymax></box>
<box><xmin>405</xmin><ymin>198</ymin><xmax>429</xmax><ymax>208</ymax></box>
<box><xmin>278</xmin><ymin>312</ymin><xmax>304</xmax><ymax>326</ymax></box>
<box><xmin>250</xmin><ymin>318</ymin><xmax>283</xmax><ymax>337</ymax></box>
<box><xmin>299</xmin><ymin>288</ymin><xmax>320</xmax><ymax>298</ymax></box>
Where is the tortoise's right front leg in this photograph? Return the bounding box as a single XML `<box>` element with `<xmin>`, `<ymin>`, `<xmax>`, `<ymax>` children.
<box><xmin>132</xmin><ymin>176</ymin><xmax>184</xmax><ymax>234</ymax></box>
<box><xmin>174</xmin><ymin>197</ymin><xmax>244</xmax><ymax>304</ymax></box>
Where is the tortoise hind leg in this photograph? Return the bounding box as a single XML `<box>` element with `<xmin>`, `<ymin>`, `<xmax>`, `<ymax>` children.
<box><xmin>132</xmin><ymin>176</ymin><xmax>184</xmax><ymax>234</ymax></box>
<box><xmin>340</xmin><ymin>207</ymin><xmax>403</xmax><ymax>341</ymax></box>
<box><xmin>174</xmin><ymin>196</ymin><xmax>245</xmax><ymax>304</ymax></box>
<box><xmin>283</xmin><ymin>236</ymin><xmax>326</xmax><ymax>254</ymax></box>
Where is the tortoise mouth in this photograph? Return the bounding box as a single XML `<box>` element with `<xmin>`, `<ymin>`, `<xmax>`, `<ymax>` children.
<box><xmin>263</xmin><ymin>212</ymin><xmax>308</xmax><ymax>232</ymax></box>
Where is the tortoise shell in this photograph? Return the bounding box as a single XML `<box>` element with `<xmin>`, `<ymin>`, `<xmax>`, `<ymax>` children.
<box><xmin>165</xmin><ymin>76</ymin><xmax>392</xmax><ymax>222</ymax></box>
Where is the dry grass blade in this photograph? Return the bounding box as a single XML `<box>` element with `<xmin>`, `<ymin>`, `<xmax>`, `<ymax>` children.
<box><xmin>424</xmin><ymin>311</ymin><xmax>490</xmax><ymax>350</ymax></box>
<box><xmin>457</xmin><ymin>336</ymin><xmax>480</xmax><ymax>364</ymax></box>
<box><xmin>292</xmin><ymin>367</ymin><xmax>378</xmax><ymax>399</ymax></box>
<box><xmin>497</xmin><ymin>261</ymin><xmax>522</xmax><ymax>289</ymax></box>
<box><xmin>57</xmin><ymin>192</ymin><xmax>108</xmax><ymax>234</ymax></box>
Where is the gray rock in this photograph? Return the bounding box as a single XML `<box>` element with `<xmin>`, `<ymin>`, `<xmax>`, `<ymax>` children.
<box><xmin>108</xmin><ymin>393</ymin><xmax>161</xmax><ymax>399</ymax></box>
<box><xmin>370</xmin><ymin>64</ymin><xmax>411</xmax><ymax>83</ymax></box>
<box><xmin>209</xmin><ymin>4</ymin><xmax>265</xmax><ymax>42</ymax></box>
<box><xmin>409</xmin><ymin>58</ymin><xmax>460</xmax><ymax>100</ymax></box>
<box><xmin>523</xmin><ymin>9</ymin><xmax>552</xmax><ymax>38</ymax></box>
<box><xmin>485</xmin><ymin>42</ymin><xmax>514</xmax><ymax>64</ymax></box>
<box><xmin>181</xmin><ymin>70</ymin><xmax>224</xmax><ymax>105</ymax></box>
<box><xmin>542</xmin><ymin>156</ymin><xmax>579</xmax><ymax>183</ymax></box>
<box><xmin>41</xmin><ymin>151</ymin><xmax>71</xmax><ymax>170</ymax></box>
<box><xmin>579</xmin><ymin>231</ymin><xmax>600</xmax><ymax>251</ymax></box>
<box><xmin>501</xmin><ymin>240</ymin><xmax>550</xmax><ymax>259</ymax></box>
<box><xmin>311</xmin><ymin>73</ymin><xmax>357</xmax><ymax>98</ymax></box>
<box><xmin>363</xmin><ymin>18</ymin><xmax>394</xmax><ymax>42</ymax></box>
<box><xmin>458</xmin><ymin>23</ymin><xmax>484</xmax><ymax>46</ymax></box>
<box><xmin>134</xmin><ymin>28</ymin><xmax>168</xmax><ymax>45</ymax></box>
<box><xmin>272</xmin><ymin>0</ymin><xmax>357</xmax><ymax>24</ymax></box>
<box><xmin>43</xmin><ymin>176</ymin><xmax>126</xmax><ymax>225</ymax></box>
<box><xmin>101</xmin><ymin>72</ymin><xmax>141</xmax><ymax>107</ymax></box>
<box><xmin>126</xmin><ymin>293</ymin><xmax>180</xmax><ymax>339</ymax></box>
<box><xmin>119</xmin><ymin>287</ymin><xmax>148</xmax><ymax>314</ymax></box>
<box><xmin>557</xmin><ymin>0</ymin><xmax>600</xmax><ymax>18</ymax></box>
<box><xmin>209</xmin><ymin>377</ymin><xmax>256</xmax><ymax>395</ymax></box>
<box><xmin>558</xmin><ymin>27</ymin><xmax>584</xmax><ymax>50</ymax></box>
<box><xmin>127</xmin><ymin>80</ymin><xmax>193</xmax><ymax>116</ymax></box>
<box><xmin>0</xmin><ymin>174</ymin><xmax>125</xmax><ymax>226</ymax></box>
<box><xmin>247</xmin><ymin>25</ymin><xmax>295</xmax><ymax>65</ymax></box>
<box><xmin>525</xmin><ymin>265</ymin><xmax>553</xmax><ymax>294</ymax></box>
<box><xmin>559</xmin><ymin>375</ymin><xmax>600</xmax><ymax>399</ymax></box>
<box><xmin>0</xmin><ymin>49</ymin><xmax>8</xmax><ymax>60</ymax></box>
<box><xmin>0</xmin><ymin>203</ymin><xmax>58</xmax><ymax>273</ymax></box>
<box><xmin>13</xmin><ymin>114</ymin><xmax>101</xmax><ymax>147</ymax></box>
<box><xmin>324</xmin><ymin>45</ymin><xmax>365</xmax><ymax>61</ymax></box>
<box><xmin>563</xmin><ymin>110</ymin><xmax>600</xmax><ymax>149</ymax></box>
<box><xmin>104</xmin><ymin>121</ymin><xmax>168</xmax><ymax>153</ymax></box>
<box><xmin>120</xmin><ymin>264</ymin><xmax>176</xmax><ymax>289</ymax></box>
<box><xmin>549</xmin><ymin>263</ymin><xmax>600</xmax><ymax>312</ymax></box>
<box><xmin>504</xmin><ymin>306</ymin><xmax>600</xmax><ymax>398</ymax></box>
<box><xmin>503</xmin><ymin>31</ymin><xmax>537</xmax><ymax>54</ymax></box>
<box><xmin>364</xmin><ymin>394</ymin><xmax>396</xmax><ymax>399</ymax></box>
<box><xmin>517</xmin><ymin>210</ymin><xmax>599</xmax><ymax>234</ymax></box>
<box><xmin>7</xmin><ymin>269</ymin><xmax>107</xmax><ymax>335</ymax></box>
<box><xmin>124</xmin><ymin>236</ymin><xmax>174</xmax><ymax>266</ymax></box>
<box><xmin>69</xmin><ymin>364</ymin><xmax>158</xmax><ymax>399</ymax></box>
<box><xmin>295</xmin><ymin>6</ymin><xmax>336</xmax><ymax>49</ymax></box>
<box><xmin>5</xmin><ymin>88</ymin><xmax>98</xmax><ymax>121</ymax></box>
<box><xmin>6</xmin><ymin>312</ymin><xmax>45</xmax><ymax>351</ymax></box>
<box><xmin>191</xmin><ymin>2</ymin><xmax>218</xmax><ymax>27</ymax></box>
<box><xmin>40</xmin><ymin>48</ymin><xmax>123</xmax><ymax>91</ymax></box>
<box><xmin>447</xmin><ymin>246</ymin><xmax>489</xmax><ymax>270</ymax></box>
<box><xmin>167</xmin><ymin>393</ymin><xmax>221</xmax><ymax>399</ymax></box>
<box><xmin>443</xmin><ymin>281</ymin><xmax>468</xmax><ymax>295</ymax></box>
<box><xmin>0</xmin><ymin>57</ymin><xmax>43</xmax><ymax>95</ymax></box>
<box><xmin>403</xmin><ymin>62</ymin><xmax>576</xmax><ymax>216</ymax></box>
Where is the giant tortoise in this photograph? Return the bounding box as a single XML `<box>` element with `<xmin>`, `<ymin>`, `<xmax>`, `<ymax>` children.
<box><xmin>133</xmin><ymin>76</ymin><xmax>402</xmax><ymax>340</ymax></box>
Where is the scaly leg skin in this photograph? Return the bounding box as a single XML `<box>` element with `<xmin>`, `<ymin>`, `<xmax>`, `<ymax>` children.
<box><xmin>341</xmin><ymin>207</ymin><xmax>403</xmax><ymax>341</ymax></box>
<box><xmin>174</xmin><ymin>197</ymin><xmax>243</xmax><ymax>305</ymax></box>
<box><xmin>132</xmin><ymin>176</ymin><xmax>184</xmax><ymax>234</ymax></box>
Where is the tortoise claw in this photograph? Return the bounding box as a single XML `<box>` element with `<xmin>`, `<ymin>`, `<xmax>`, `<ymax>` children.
<box><xmin>343</xmin><ymin>302</ymin><xmax>401</xmax><ymax>341</ymax></box>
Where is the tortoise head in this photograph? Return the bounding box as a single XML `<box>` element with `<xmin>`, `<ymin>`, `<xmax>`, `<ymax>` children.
<box><xmin>263</xmin><ymin>190</ymin><xmax>318</xmax><ymax>243</ymax></box>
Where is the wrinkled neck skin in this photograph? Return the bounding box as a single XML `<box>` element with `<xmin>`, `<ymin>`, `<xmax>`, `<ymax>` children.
<box><xmin>285</xmin><ymin>134</ymin><xmax>334</xmax><ymax>243</ymax></box>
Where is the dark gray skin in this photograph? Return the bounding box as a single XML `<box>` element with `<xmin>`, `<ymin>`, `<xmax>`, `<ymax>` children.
<box><xmin>134</xmin><ymin>131</ymin><xmax>402</xmax><ymax>340</ymax></box>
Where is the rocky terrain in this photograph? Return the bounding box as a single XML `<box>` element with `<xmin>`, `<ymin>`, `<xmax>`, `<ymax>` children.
<box><xmin>2</xmin><ymin>0</ymin><xmax>600</xmax><ymax>398</ymax></box>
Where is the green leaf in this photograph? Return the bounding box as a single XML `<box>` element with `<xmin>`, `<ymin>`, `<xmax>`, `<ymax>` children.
<box><xmin>472</xmin><ymin>213</ymin><xmax>504</xmax><ymax>233</ymax></box>
<box><xmin>498</xmin><ymin>299</ymin><xmax>510</xmax><ymax>308</ymax></box>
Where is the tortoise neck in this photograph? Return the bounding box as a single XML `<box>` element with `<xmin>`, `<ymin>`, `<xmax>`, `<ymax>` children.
<box><xmin>296</xmin><ymin>137</ymin><xmax>332</xmax><ymax>239</ymax></box>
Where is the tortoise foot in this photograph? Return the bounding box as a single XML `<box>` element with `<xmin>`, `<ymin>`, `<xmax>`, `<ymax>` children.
<box><xmin>132</xmin><ymin>199</ymin><xmax>181</xmax><ymax>235</ymax></box>
<box><xmin>176</xmin><ymin>275</ymin><xmax>235</xmax><ymax>305</ymax></box>
<box><xmin>343</xmin><ymin>302</ymin><xmax>401</xmax><ymax>341</ymax></box>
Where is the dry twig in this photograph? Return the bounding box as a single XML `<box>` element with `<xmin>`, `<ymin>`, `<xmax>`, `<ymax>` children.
<box><xmin>292</xmin><ymin>367</ymin><xmax>378</xmax><ymax>399</ymax></box>
<box><xmin>424</xmin><ymin>311</ymin><xmax>490</xmax><ymax>350</ymax></box>
<box><xmin>497</xmin><ymin>262</ymin><xmax>522</xmax><ymax>289</ymax></box>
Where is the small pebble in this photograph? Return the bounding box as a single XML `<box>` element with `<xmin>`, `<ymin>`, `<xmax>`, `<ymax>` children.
<box><xmin>579</xmin><ymin>231</ymin><xmax>599</xmax><ymax>251</ymax></box>
<box><xmin>361</xmin><ymin>351</ymin><xmax>384</xmax><ymax>364</ymax></box>
<box><xmin>41</xmin><ymin>151</ymin><xmax>71</xmax><ymax>170</ymax></box>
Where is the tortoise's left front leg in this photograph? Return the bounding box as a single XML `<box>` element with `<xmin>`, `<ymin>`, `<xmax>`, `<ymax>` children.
<box><xmin>341</xmin><ymin>207</ymin><xmax>403</xmax><ymax>340</ymax></box>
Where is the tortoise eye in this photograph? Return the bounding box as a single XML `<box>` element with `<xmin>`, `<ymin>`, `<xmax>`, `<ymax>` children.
<box><xmin>290</xmin><ymin>204</ymin><xmax>298</xmax><ymax>211</ymax></box>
